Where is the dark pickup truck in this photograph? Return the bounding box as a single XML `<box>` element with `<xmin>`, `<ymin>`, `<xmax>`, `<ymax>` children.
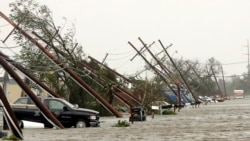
<box><xmin>10</xmin><ymin>97</ymin><xmax>100</xmax><ymax>128</ymax></box>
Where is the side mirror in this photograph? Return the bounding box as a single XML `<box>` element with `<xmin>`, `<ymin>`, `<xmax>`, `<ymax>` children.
<box><xmin>74</xmin><ymin>104</ymin><xmax>79</xmax><ymax>108</ymax></box>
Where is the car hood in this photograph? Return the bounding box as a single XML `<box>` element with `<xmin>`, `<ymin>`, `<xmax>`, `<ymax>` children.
<box><xmin>75</xmin><ymin>108</ymin><xmax>99</xmax><ymax>114</ymax></box>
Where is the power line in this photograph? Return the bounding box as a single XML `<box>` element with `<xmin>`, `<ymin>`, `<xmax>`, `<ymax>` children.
<box><xmin>107</xmin><ymin>50</ymin><xmax>134</xmax><ymax>56</ymax></box>
<box><xmin>0</xmin><ymin>45</ymin><xmax>20</xmax><ymax>48</ymax></box>
<box><xmin>106</xmin><ymin>53</ymin><xmax>134</xmax><ymax>61</ymax></box>
<box><xmin>0</xmin><ymin>24</ymin><xmax>9</xmax><ymax>27</ymax></box>
<box><xmin>0</xmin><ymin>41</ymin><xmax>20</xmax><ymax>55</ymax></box>
<box><xmin>222</xmin><ymin>61</ymin><xmax>248</xmax><ymax>65</ymax></box>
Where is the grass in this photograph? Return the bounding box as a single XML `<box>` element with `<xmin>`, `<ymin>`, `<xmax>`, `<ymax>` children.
<box><xmin>162</xmin><ymin>110</ymin><xmax>177</xmax><ymax>115</ymax></box>
<box><xmin>113</xmin><ymin>120</ymin><xmax>130</xmax><ymax>127</ymax></box>
<box><xmin>2</xmin><ymin>134</ymin><xmax>22</xmax><ymax>140</ymax></box>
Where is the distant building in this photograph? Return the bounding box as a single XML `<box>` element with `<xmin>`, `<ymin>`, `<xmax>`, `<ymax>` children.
<box><xmin>161</xmin><ymin>88</ymin><xmax>195</xmax><ymax>105</ymax></box>
<box><xmin>0</xmin><ymin>68</ymin><xmax>23</xmax><ymax>103</ymax></box>
<box><xmin>234</xmin><ymin>90</ymin><xmax>244</xmax><ymax>99</ymax></box>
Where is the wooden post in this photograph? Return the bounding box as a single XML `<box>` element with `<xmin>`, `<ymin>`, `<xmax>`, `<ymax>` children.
<box><xmin>0</xmin><ymin>86</ymin><xmax>23</xmax><ymax>139</ymax></box>
<box><xmin>176</xmin><ymin>81</ymin><xmax>181</xmax><ymax>112</ymax></box>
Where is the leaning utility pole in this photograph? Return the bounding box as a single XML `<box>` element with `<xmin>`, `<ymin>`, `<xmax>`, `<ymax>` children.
<box><xmin>88</xmin><ymin>56</ymin><xmax>142</xmax><ymax>105</ymax></box>
<box><xmin>0</xmin><ymin>86</ymin><xmax>23</xmax><ymax>139</ymax></box>
<box><xmin>0</xmin><ymin>55</ymin><xmax>64</xmax><ymax>129</ymax></box>
<box><xmin>138</xmin><ymin>37</ymin><xmax>173</xmax><ymax>82</ymax></box>
<box><xmin>128</xmin><ymin>40</ymin><xmax>180</xmax><ymax>101</ymax></box>
<box><xmin>158</xmin><ymin>40</ymin><xmax>198</xmax><ymax>102</ymax></box>
<box><xmin>211</xmin><ymin>66</ymin><xmax>222</xmax><ymax>96</ymax></box>
<box><xmin>0</xmin><ymin>52</ymin><xmax>62</xmax><ymax>98</ymax></box>
<box><xmin>138</xmin><ymin>38</ymin><xmax>194</xmax><ymax>104</ymax></box>
<box><xmin>33</xmin><ymin>30</ymin><xmax>141</xmax><ymax>108</ymax></box>
<box><xmin>0</xmin><ymin>11</ymin><xmax>122</xmax><ymax>118</ymax></box>
<box><xmin>0</xmin><ymin>12</ymin><xmax>64</xmax><ymax>129</ymax></box>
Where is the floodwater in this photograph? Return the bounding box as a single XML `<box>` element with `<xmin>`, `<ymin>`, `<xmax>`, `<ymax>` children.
<box><xmin>3</xmin><ymin>97</ymin><xmax>250</xmax><ymax>141</ymax></box>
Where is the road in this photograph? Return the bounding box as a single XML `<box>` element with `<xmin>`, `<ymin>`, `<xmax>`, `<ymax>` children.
<box><xmin>2</xmin><ymin>97</ymin><xmax>250</xmax><ymax>141</ymax></box>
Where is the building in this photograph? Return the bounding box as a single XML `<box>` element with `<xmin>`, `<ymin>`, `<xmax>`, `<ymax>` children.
<box><xmin>234</xmin><ymin>90</ymin><xmax>244</xmax><ymax>99</ymax></box>
<box><xmin>0</xmin><ymin>68</ymin><xmax>22</xmax><ymax>103</ymax></box>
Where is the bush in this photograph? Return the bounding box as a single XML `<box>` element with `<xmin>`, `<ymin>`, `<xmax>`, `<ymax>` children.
<box><xmin>113</xmin><ymin>120</ymin><xmax>130</xmax><ymax>127</ymax></box>
<box><xmin>115</xmin><ymin>106</ymin><xmax>129</xmax><ymax>112</ymax></box>
<box><xmin>2</xmin><ymin>134</ymin><xmax>22</xmax><ymax>140</ymax></box>
<box><xmin>162</xmin><ymin>110</ymin><xmax>177</xmax><ymax>115</ymax></box>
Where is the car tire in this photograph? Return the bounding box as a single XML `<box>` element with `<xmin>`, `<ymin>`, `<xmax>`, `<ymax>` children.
<box><xmin>75</xmin><ymin>120</ymin><xmax>87</xmax><ymax>128</ymax></box>
<box><xmin>44</xmin><ymin>123</ymin><xmax>53</xmax><ymax>128</ymax></box>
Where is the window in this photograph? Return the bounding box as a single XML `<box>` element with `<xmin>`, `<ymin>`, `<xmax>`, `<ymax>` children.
<box><xmin>48</xmin><ymin>100</ymin><xmax>65</xmax><ymax>110</ymax></box>
<box><xmin>13</xmin><ymin>97</ymin><xmax>35</xmax><ymax>104</ymax></box>
<box><xmin>13</xmin><ymin>98</ymin><xmax>28</xmax><ymax>104</ymax></box>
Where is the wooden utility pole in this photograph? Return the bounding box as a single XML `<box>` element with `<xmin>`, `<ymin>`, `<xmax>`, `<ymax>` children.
<box><xmin>33</xmin><ymin>30</ymin><xmax>142</xmax><ymax>108</ymax></box>
<box><xmin>138</xmin><ymin>37</ymin><xmax>173</xmax><ymax>81</ymax></box>
<box><xmin>176</xmin><ymin>81</ymin><xmax>181</xmax><ymax>112</ymax></box>
<box><xmin>211</xmin><ymin>66</ymin><xmax>222</xmax><ymax>96</ymax></box>
<box><xmin>0</xmin><ymin>55</ymin><xmax>64</xmax><ymax>129</ymax></box>
<box><xmin>0</xmin><ymin>11</ymin><xmax>122</xmax><ymax>118</ymax></box>
<box><xmin>158</xmin><ymin>40</ymin><xmax>198</xmax><ymax>102</ymax></box>
<box><xmin>246</xmin><ymin>40</ymin><xmax>250</xmax><ymax>76</ymax></box>
<box><xmin>128</xmin><ymin>41</ymin><xmax>179</xmax><ymax>99</ymax></box>
<box><xmin>0</xmin><ymin>86</ymin><xmax>23</xmax><ymax>139</ymax></box>
<box><xmin>88</xmin><ymin>56</ymin><xmax>142</xmax><ymax>105</ymax></box>
<box><xmin>0</xmin><ymin>52</ymin><xmax>62</xmax><ymax>98</ymax></box>
<box><xmin>221</xmin><ymin>65</ymin><xmax>227</xmax><ymax>97</ymax></box>
<box><xmin>137</xmin><ymin>37</ymin><xmax>193</xmax><ymax>104</ymax></box>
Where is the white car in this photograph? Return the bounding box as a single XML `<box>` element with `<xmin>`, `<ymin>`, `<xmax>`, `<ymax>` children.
<box><xmin>151</xmin><ymin>101</ymin><xmax>172</xmax><ymax>115</ymax></box>
<box><xmin>203</xmin><ymin>96</ymin><xmax>214</xmax><ymax>103</ymax></box>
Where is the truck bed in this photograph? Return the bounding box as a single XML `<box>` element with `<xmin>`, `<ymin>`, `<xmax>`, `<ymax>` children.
<box><xmin>10</xmin><ymin>104</ymin><xmax>38</xmax><ymax>110</ymax></box>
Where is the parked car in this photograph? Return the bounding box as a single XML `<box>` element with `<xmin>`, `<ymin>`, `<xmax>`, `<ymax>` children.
<box><xmin>129</xmin><ymin>106</ymin><xmax>146</xmax><ymax>122</ymax></box>
<box><xmin>151</xmin><ymin>101</ymin><xmax>173</xmax><ymax>115</ymax></box>
<box><xmin>9</xmin><ymin>96</ymin><xmax>100</xmax><ymax>128</ymax></box>
<box><xmin>199</xmin><ymin>96</ymin><xmax>214</xmax><ymax>103</ymax></box>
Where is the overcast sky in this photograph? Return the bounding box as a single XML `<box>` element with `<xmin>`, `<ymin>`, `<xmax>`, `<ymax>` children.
<box><xmin>1</xmin><ymin>0</ymin><xmax>250</xmax><ymax>78</ymax></box>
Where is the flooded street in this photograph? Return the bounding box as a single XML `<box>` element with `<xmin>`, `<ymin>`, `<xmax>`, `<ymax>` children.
<box><xmin>3</xmin><ymin>97</ymin><xmax>250</xmax><ymax>141</ymax></box>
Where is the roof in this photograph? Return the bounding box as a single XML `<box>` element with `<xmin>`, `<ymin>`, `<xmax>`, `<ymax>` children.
<box><xmin>0</xmin><ymin>67</ymin><xmax>9</xmax><ymax>82</ymax></box>
<box><xmin>0</xmin><ymin>67</ymin><xmax>25</xmax><ymax>83</ymax></box>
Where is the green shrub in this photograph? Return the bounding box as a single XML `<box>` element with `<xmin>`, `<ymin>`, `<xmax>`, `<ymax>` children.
<box><xmin>162</xmin><ymin>110</ymin><xmax>177</xmax><ymax>115</ymax></box>
<box><xmin>113</xmin><ymin>120</ymin><xmax>130</xmax><ymax>127</ymax></box>
<box><xmin>115</xmin><ymin>106</ymin><xmax>129</xmax><ymax>112</ymax></box>
<box><xmin>2</xmin><ymin>134</ymin><xmax>22</xmax><ymax>140</ymax></box>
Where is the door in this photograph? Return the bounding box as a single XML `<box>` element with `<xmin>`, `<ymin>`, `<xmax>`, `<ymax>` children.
<box><xmin>45</xmin><ymin>99</ymin><xmax>73</xmax><ymax>127</ymax></box>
